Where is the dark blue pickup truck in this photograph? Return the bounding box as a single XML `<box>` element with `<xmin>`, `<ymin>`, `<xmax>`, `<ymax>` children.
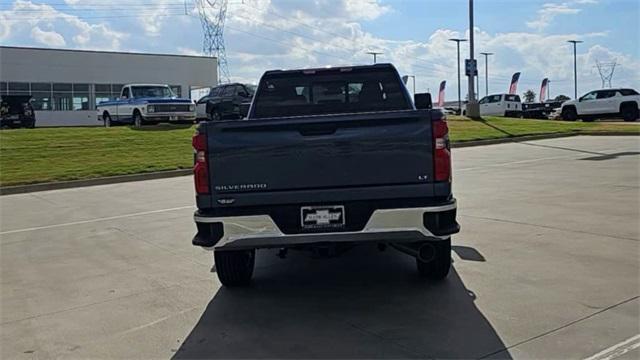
<box><xmin>191</xmin><ymin>64</ymin><xmax>459</xmax><ymax>286</ymax></box>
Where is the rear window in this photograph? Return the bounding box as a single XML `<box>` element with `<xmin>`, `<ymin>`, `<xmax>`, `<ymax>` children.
<box><xmin>251</xmin><ymin>67</ymin><xmax>411</xmax><ymax>119</ymax></box>
<box><xmin>619</xmin><ymin>89</ymin><xmax>639</xmax><ymax>96</ymax></box>
<box><xmin>505</xmin><ymin>95</ymin><xmax>521</xmax><ymax>102</ymax></box>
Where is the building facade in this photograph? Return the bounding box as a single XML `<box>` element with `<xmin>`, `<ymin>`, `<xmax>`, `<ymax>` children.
<box><xmin>0</xmin><ymin>46</ymin><xmax>217</xmax><ymax>126</ymax></box>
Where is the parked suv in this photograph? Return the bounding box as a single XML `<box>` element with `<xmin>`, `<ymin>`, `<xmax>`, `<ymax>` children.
<box><xmin>561</xmin><ymin>88</ymin><xmax>640</xmax><ymax>122</ymax></box>
<box><xmin>1</xmin><ymin>95</ymin><xmax>36</xmax><ymax>129</ymax></box>
<box><xmin>196</xmin><ymin>83</ymin><xmax>256</xmax><ymax>121</ymax></box>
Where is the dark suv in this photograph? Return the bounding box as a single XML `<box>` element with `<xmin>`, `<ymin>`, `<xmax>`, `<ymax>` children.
<box><xmin>1</xmin><ymin>95</ymin><xmax>36</xmax><ymax>129</ymax></box>
<box><xmin>196</xmin><ymin>83</ymin><xmax>256</xmax><ymax>121</ymax></box>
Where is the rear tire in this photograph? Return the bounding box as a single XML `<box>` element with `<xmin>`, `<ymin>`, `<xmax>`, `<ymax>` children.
<box><xmin>621</xmin><ymin>104</ymin><xmax>639</xmax><ymax>122</ymax></box>
<box><xmin>214</xmin><ymin>249</ymin><xmax>255</xmax><ymax>287</ymax></box>
<box><xmin>417</xmin><ymin>238</ymin><xmax>451</xmax><ymax>281</ymax></box>
<box><xmin>562</xmin><ymin>107</ymin><xmax>578</xmax><ymax>121</ymax></box>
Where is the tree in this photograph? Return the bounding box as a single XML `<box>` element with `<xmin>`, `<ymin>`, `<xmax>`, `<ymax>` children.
<box><xmin>523</xmin><ymin>89</ymin><xmax>536</xmax><ymax>103</ymax></box>
<box><xmin>554</xmin><ymin>94</ymin><xmax>571</xmax><ymax>102</ymax></box>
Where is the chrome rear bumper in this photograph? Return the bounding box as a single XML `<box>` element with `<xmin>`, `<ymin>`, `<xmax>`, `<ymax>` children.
<box><xmin>193</xmin><ymin>201</ymin><xmax>458</xmax><ymax>251</ymax></box>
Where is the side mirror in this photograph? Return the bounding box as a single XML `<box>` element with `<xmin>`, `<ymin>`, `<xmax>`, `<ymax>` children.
<box><xmin>414</xmin><ymin>93</ymin><xmax>432</xmax><ymax>109</ymax></box>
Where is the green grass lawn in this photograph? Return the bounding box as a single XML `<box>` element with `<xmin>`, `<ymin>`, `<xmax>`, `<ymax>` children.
<box><xmin>0</xmin><ymin>118</ymin><xmax>637</xmax><ymax>186</ymax></box>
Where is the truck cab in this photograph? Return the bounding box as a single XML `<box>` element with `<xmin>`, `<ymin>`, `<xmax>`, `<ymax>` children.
<box><xmin>97</xmin><ymin>84</ymin><xmax>196</xmax><ymax>127</ymax></box>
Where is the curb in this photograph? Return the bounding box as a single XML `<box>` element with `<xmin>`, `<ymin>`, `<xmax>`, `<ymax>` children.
<box><xmin>1</xmin><ymin>131</ymin><xmax>637</xmax><ymax>196</ymax></box>
<box><xmin>0</xmin><ymin>169</ymin><xmax>192</xmax><ymax>196</ymax></box>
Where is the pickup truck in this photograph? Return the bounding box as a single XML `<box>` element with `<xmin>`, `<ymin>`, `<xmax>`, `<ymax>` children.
<box><xmin>97</xmin><ymin>84</ymin><xmax>196</xmax><ymax>127</ymax></box>
<box><xmin>1</xmin><ymin>95</ymin><xmax>35</xmax><ymax>128</ymax></box>
<box><xmin>561</xmin><ymin>88</ymin><xmax>640</xmax><ymax>122</ymax></box>
<box><xmin>191</xmin><ymin>64</ymin><xmax>460</xmax><ymax>286</ymax></box>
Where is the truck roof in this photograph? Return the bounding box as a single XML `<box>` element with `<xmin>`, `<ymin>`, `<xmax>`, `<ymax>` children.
<box><xmin>262</xmin><ymin>63</ymin><xmax>397</xmax><ymax>76</ymax></box>
<box><xmin>126</xmin><ymin>84</ymin><xmax>171</xmax><ymax>87</ymax></box>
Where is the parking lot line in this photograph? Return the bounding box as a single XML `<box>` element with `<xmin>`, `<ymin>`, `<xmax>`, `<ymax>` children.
<box><xmin>0</xmin><ymin>205</ymin><xmax>194</xmax><ymax>235</ymax></box>
<box><xmin>583</xmin><ymin>334</ymin><xmax>640</xmax><ymax>360</ymax></box>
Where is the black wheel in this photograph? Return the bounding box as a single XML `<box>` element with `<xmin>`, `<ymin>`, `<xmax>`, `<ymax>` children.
<box><xmin>209</xmin><ymin>110</ymin><xmax>222</xmax><ymax>121</ymax></box>
<box><xmin>133</xmin><ymin>111</ymin><xmax>143</xmax><ymax>128</ymax></box>
<box><xmin>621</xmin><ymin>105</ymin><xmax>639</xmax><ymax>122</ymax></box>
<box><xmin>214</xmin><ymin>249</ymin><xmax>255</xmax><ymax>287</ymax></box>
<box><xmin>417</xmin><ymin>238</ymin><xmax>451</xmax><ymax>281</ymax></box>
<box><xmin>103</xmin><ymin>112</ymin><xmax>112</xmax><ymax>127</ymax></box>
<box><xmin>562</xmin><ymin>107</ymin><xmax>578</xmax><ymax>121</ymax></box>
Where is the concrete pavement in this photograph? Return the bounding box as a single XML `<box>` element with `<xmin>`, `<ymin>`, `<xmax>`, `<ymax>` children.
<box><xmin>1</xmin><ymin>136</ymin><xmax>638</xmax><ymax>359</ymax></box>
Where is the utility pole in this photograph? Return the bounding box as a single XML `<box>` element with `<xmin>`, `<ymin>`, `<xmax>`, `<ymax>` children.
<box><xmin>480</xmin><ymin>52</ymin><xmax>493</xmax><ymax>96</ymax></box>
<box><xmin>449</xmin><ymin>38</ymin><xmax>467</xmax><ymax>113</ymax></box>
<box><xmin>567</xmin><ymin>40</ymin><xmax>582</xmax><ymax>99</ymax></box>
<box><xmin>466</xmin><ymin>0</ymin><xmax>479</xmax><ymax>118</ymax></box>
<box><xmin>367</xmin><ymin>51</ymin><xmax>383</xmax><ymax>64</ymax></box>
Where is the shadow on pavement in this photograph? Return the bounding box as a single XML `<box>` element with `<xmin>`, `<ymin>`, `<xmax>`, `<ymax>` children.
<box><xmin>173</xmin><ymin>245</ymin><xmax>511</xmax><ymax>359</ymax></box>
<box><xmin>580</xmin><ymin>151</ymin><xmax>640</xmax><ymax>161</ymax></box>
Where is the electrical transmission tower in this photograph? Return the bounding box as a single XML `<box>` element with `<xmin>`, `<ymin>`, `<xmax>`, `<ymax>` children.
<box><xmin>196</xmin><ymin>0</ymin><xmax>230</xmax><ymax>83</ymax></box>
<box><xmin>595</xmin><ymin>60</ymin><xmax>617</xmax><ymax>88</ymax></box>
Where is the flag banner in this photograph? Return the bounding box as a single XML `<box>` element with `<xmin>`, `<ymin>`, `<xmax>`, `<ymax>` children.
<box><xmin>540</xmin><ymin>78</ymin><xmax>549</xmax><ymax>102</ymax></box>
<box><xmin>438</xmin><ymin>80</ymin><xmax>446</xmax><ymax>107</ymax></box>
<box><xmin>509</xmin><ymin>72</ymin><xmax>521</xmax><ymax>94</ymax></box>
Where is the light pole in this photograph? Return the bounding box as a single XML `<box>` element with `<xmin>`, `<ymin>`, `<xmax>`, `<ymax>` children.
<box><xmin>449</xmin><ymin>38</ymin><xmax>467</xmax><ymax>113</ymax></box>
<box><xmin>466</xmin><ymin>0</ymin><xmax>479</xmax><ymax>118</ymax></box>
<box><xmin>480</xmin><ymin>52</ymin><xmax>493</xmax><ymax>96</ymax></box>
<box><xmin>366</xmin><ymin>51</ymin><xmax>383</xmax><ymax>64</ymax></box>
<box><xmin>567</xmin><ymin>40</ymin><xmax>582</xmax><ymax>99</ymax></box>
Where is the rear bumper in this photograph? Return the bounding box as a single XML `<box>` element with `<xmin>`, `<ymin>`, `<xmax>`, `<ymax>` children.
<box><xmin>193</xmin><ymin>200</ymin><xmax>459</xmax><ymax>251</ymax></box>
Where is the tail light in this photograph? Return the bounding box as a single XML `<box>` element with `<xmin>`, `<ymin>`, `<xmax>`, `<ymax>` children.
<box><xmin>192</xmin><ymin>130</ymin><xmax>209</xmax><ymax>194</ymax></box>
<box><xmin>433</xmin><ymin>116</ymin><xmax>451</xmax><ymax>182</ymax></box>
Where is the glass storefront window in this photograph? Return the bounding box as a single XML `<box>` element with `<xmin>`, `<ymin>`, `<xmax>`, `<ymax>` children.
<box><xmin>31</xmin><ymin>83</ymin><xmax>51</xmax><ymax>92</ymax></box>
<box><xmin>31</xmin><ymin>92</ymin><xmax>52</xmax><ymax>110</ymax></box>
<box><xmin>53</xmin><ymin>93</ymin><xmax>73</xmax><ymax>111</ymax></box>
<box><xmin>8</xmin><ymin>82</ymin><xmax>29</xmax><ymax>95</ymax></box>
<box><xmin>73</xmin><ymin>93</ymin><xmax>90</xmax><ymax>110</ymax></box>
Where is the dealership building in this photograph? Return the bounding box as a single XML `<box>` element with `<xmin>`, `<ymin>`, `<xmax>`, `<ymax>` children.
<box><xmin>0</xmin><ymin>46</ymin><xmax>217</xmax><ymax>126</ymax></box>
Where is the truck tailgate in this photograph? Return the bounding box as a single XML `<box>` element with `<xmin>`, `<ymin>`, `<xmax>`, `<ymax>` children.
<box><xmin>206</xmin><ymin>110</ymin><xmax>435</xmax><ymax>198</ymax></box>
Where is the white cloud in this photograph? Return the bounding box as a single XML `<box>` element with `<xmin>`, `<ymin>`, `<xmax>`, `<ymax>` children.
<box><xmin>527</xmin><ymin>0</ymin><xmax>598</xmax><ymax>31</ymax></box>
<box><xmin>30</xmin><ymin>26</ymin><xmax>66</xmax><ymax>46</ymax></box>
<box><xmin>177</xmin><ymin>46</ymin><xmax>202</xmax><ymax>56</ymax></box>
<box><xmin>0</xmin><ymin>0</ymin><xmax>127</xmax><ymax>50</ymax></box>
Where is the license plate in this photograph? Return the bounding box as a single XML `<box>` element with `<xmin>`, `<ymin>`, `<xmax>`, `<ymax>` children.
<box><xmin>169</xmin><ymin>116</ymin><xmax>178</xmax><ymax>121</ymax></box>
<box><xmin>301</xmin><ymin>206</ymin><xmax>345</xmax><ymax>229</ymax></box>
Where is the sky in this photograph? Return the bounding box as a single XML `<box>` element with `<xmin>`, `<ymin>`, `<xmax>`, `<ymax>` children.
<box><xmin>1</xmin><ymin>0</ymin><xmax>639</xmax><ymax>100</ymax></box>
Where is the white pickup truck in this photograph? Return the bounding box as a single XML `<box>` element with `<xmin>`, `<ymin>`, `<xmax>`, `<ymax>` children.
<box><xmin>560</xmin><ymin>88</ymin><xmax>640</xmax><ymax>122</ymax></box>
<box><xmin>97</xmin><ymin>84</ymin><xmax>196</xmax><ymax>127</ymax></box>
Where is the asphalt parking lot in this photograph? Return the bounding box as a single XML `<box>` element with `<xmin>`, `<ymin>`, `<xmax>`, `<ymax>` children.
<box><xmin>1</xmin><ymin>136</ymin><xmax>638</xmax><ymax>359</ymax></box>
